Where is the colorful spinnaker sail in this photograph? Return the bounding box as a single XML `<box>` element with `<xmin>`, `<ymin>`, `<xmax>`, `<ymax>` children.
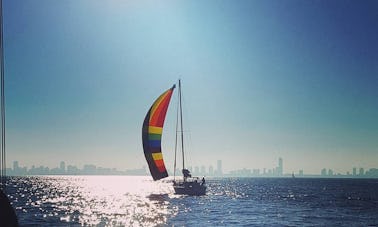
<box><xmin>142</xmin><ymin>85</ymin><xmax>175</xmax><ymax>180</ymax></box>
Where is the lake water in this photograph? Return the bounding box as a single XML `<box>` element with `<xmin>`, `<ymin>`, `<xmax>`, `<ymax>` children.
<box><xmin>4</xmin><ymin>176</ymin><xmax>378</xmax><ymax>226</ymax></box>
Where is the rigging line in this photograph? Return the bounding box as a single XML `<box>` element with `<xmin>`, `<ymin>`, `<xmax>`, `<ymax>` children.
<box><xmin>179</xmin><ymin>91</ymin><xmax>194</xmax><ymax>169</ymax></box>
<box><xmin>179</xmin><ymin>80</ymin><xmax>185</xmax><ymax>175</ymax></box>
<box><xmin>0</xmin><ymin>0</ymin><xmax>2</xmax><ymax>186</ymax></box>
<box><xmin>0</xmin><ymin>0</ymin><xmax>5</xmax><ymax>189</ymax></box>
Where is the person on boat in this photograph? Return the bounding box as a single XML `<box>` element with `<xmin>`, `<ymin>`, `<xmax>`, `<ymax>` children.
<box><xmin>182</xmin><ymin>169</ymin><xmax>192</xmax><ymax>178</ymax></box>
<box><xmin>201</xmin><ymin>177</ymin><xmax>205</xmax><ymax>185</ymax></box>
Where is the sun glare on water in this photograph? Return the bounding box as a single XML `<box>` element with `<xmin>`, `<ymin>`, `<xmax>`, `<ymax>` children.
<box><xmin>13</xmin><ymin>176</ymin><xmax>177</xmax><ymax>226</ymax></box>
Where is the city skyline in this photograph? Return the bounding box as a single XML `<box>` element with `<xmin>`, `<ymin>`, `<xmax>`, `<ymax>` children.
<box><xmin>7</xmin><ymin>158</ymin><xmax>378</xmax><ymax>178</ymax></box>
<box><xmin>3</xmin><ymin>1</ymin><xmax>378</xmax><ymax>173</ymax></box>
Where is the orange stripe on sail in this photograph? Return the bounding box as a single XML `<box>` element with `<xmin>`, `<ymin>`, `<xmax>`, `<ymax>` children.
<box><xmin>150</xmin><ymin>89</ymin><xmax>171</xmax><ymax>120</ymax></box>
<box><xmin>149</xmin><ymin>89</ymin><xmax>173</xmax><ymax>127</ymax></box>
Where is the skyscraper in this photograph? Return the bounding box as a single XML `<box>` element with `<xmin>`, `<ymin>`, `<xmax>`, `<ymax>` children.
<box><xmin>278</xmin><ymin>157</ymin><xmax>283</xmax><ymax>176</ymax></box>
<box><xmin>13</xmin><ymin>161</ymin><xmax>19</xmax><ymax>171</ymax></box>
<box><xmin>217</xmin><ymin>160</ymin><xmax>223</xmax><ymax>176</ymax></box>
<box><xmin>321</xmin><ymin>168</ymin><xmax>327</xmax><ymax>176</ymax></box>
<box><xmin>60</xmin><ymin>161</ymin><xmax>66</xmax><ymax>173</ymax></box>
<box><xmin>328</xmin><ymin>169</ymin><xmax>333</xmax><ymax>176</ymax></box>
<box><xmin>359</xmin><ymin>168</ymin><xmax>364</xmax><ymax>176</ymax></box>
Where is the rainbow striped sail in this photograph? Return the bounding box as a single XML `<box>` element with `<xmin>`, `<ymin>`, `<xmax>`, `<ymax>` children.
<box><xmin>142</xmin><ymin>85</ymin><xmax>175</xmax><ymax>180</ymax></box>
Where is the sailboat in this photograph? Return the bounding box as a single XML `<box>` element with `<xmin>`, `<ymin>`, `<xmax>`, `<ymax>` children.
<box><xmin>142</xmin><ymin>80</ymin><xmax>206</xmax><ymax>196</ymax></box>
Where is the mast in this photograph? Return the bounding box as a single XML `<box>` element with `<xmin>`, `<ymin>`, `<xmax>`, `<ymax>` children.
<box><xmin>173</xmin><ymin>83</ymin><xmax>179</xmax><ymax>181</ymax></box>
<box><xmin>178</xmin><ymin>80</ymin><xmax>185</xmax><ymax>176</ymax></box>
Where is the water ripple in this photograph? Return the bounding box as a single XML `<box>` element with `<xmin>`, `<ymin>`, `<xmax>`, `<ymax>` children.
<box><xmin>6</xmin><ymin>177</ymin><xmax>378</xmax><ymax>226</ymax></box>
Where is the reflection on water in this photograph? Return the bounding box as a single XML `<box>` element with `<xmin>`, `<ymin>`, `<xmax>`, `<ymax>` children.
<box><xmin>8</xmin><ymin>176</ymin><xmax>177</xmax><ymax>226</ymax></box>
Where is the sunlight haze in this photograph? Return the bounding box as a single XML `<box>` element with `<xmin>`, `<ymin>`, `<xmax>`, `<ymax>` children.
<box><xmin>4</xmin><ymin>0</ymin><xmax>378</xmax><ymax>175</ymax></box>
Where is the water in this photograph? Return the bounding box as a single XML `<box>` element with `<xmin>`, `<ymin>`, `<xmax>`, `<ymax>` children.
<box><xmin>4</xmin><ymin>176</ymin><xmax>378</xmax><ymax>226</ymax></box>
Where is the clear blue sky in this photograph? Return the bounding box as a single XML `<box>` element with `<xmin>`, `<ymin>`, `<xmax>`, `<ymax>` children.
<box><xmin>3</xmin><ymin>0</ymin><xmax>378</xmax><ymax>174</ymax></box>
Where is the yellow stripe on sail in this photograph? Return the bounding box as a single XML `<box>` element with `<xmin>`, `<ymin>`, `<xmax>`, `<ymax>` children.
<box><xmin>152</xmin><ymin>152</ymin><xmax>163</xmax><ymax>160</ymax></box>
<box><xmin>149</xmin><ymin>126</ymin><xmax>162</xmax><ymax>134</ymax></box>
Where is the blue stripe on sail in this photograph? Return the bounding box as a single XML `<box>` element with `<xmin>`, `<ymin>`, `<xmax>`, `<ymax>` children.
<box><xmin>149</xmin><ymin>140</ymin><xmax>161</xmax><ymax>148</ymax></box>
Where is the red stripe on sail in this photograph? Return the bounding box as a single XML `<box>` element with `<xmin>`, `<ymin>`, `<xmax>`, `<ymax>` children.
<box><xmin>150</xmin><ymin>89</ymin><xmax>173</xmax><ymax>127</ymax></box>
<box><xmin>155</xmin><ymin>159</ymin><xmax>166</xmax><ymax>172</ymax></box>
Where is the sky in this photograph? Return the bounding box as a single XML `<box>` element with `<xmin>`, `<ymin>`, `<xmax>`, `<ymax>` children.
<box><xmin>3</xmin><ymin>0</ymin><xmax>378</xmax><ymax>174</ymax></box>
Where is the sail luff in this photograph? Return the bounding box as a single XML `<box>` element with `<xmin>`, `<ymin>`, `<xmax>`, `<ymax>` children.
<box><xmin>142</xmin><ymin>85</ymin><xmax>175</xmax><ymax>181</ymax></box>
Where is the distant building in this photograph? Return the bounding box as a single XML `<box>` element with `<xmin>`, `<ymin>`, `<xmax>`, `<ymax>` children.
<box><xmin>321</xmin><ymin>168</ymin><xmax>327</xmax><ymax>176</ymax></box>
<box><xmin>8</xmin><ymin>160</ymin><xmax>155</xmax><ymax>176</ymax></box>
<box><xmin>230</xmin><ymin>168</ymin><xmax>251</xmax><ymax>177</ymax></box>
<box><xmin>194</xmin><ymin>166</ymin><xmax>199</xmax><ymax>176</ymax></box>
<box><xmin>268</xmin><ymin>169</ymin><xmax>272</xmax><ymax>175</ymax></box>
<box><xmin>29</xmin><ymin>165</ymin><xmax>50</xmax><ymax>175</ymax></box>
<box><xmin>359</xmin><ymin>168</ymin><xmax>364</xmax><ymax>176</ymax></box>
<box><xmin>60</xmin><ymin>161</ymin><xmax>66</xmax><ymax>173</ymax></box>
<box><xmin>50</xmin><ymin>167</ymin><xmax>62</xmax><ymax>175</ymax></box>
<box><xmin>328</xmin><ymin>169</ymin><xmax>333</xmax><ymax>176</ymax></box>
<box><xmin>299</xmin><ymin>170</ymin><xmax>304</xmax><ymax>176</ymax></box>
<box><xmin>217</xmin><ymin>160</ymin><xmax>223</xmax><ymax>176</ymax></box>
<box><xmin>67</xmin><ymin>165</ymin><xmax>79</xmax><ymax>175</ymax></box>
<box><xmin>353</xmin><ymin>167</ymin><xmax>357</xmax><ymax>176</ymax></box>
<box><xmin>366</xmin><ymin>168</ymin><xmax>378</xmax><ymax>177</ymax></box>
<box><xmin>200</xmin><ymin>166</ymin><xmax>206</xmax><ymax>175</ymax></box>
<box><xmin>13</xmin><ymin>161</ymin><xmax>19</xmax><ymax>171</ymax></box>
<box><xmin>125</xmin><ymin>167</ymin><xmax>147</xmax><ymax>176</ymax></box>
<box><xmin>208</xmin><ymin>165</ymin><xmax>214</xmax><ymax>176</ymax></box>
<box><xmin>278</xmin><ymin>157</ymin><xmax>283</xmax><ymax>176</ymax></box>
<box><xmin>252</xmin><ymin>169</ymin><xmax>260</xmax><ymax>176</ymax></box>
<box><xmin>12</xmin><ymin>161</ymin><xmax>27</xmax><ymax>176</ymax></box>
<box><xmin>273</xmin><ymin>168</ymin><xmax>277</xmax><ymax>176</ymax></box>
<box><xmin>83</xmin><ymin>164</ymin><xmax>97</xmax><ymax>175</ymax></box>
